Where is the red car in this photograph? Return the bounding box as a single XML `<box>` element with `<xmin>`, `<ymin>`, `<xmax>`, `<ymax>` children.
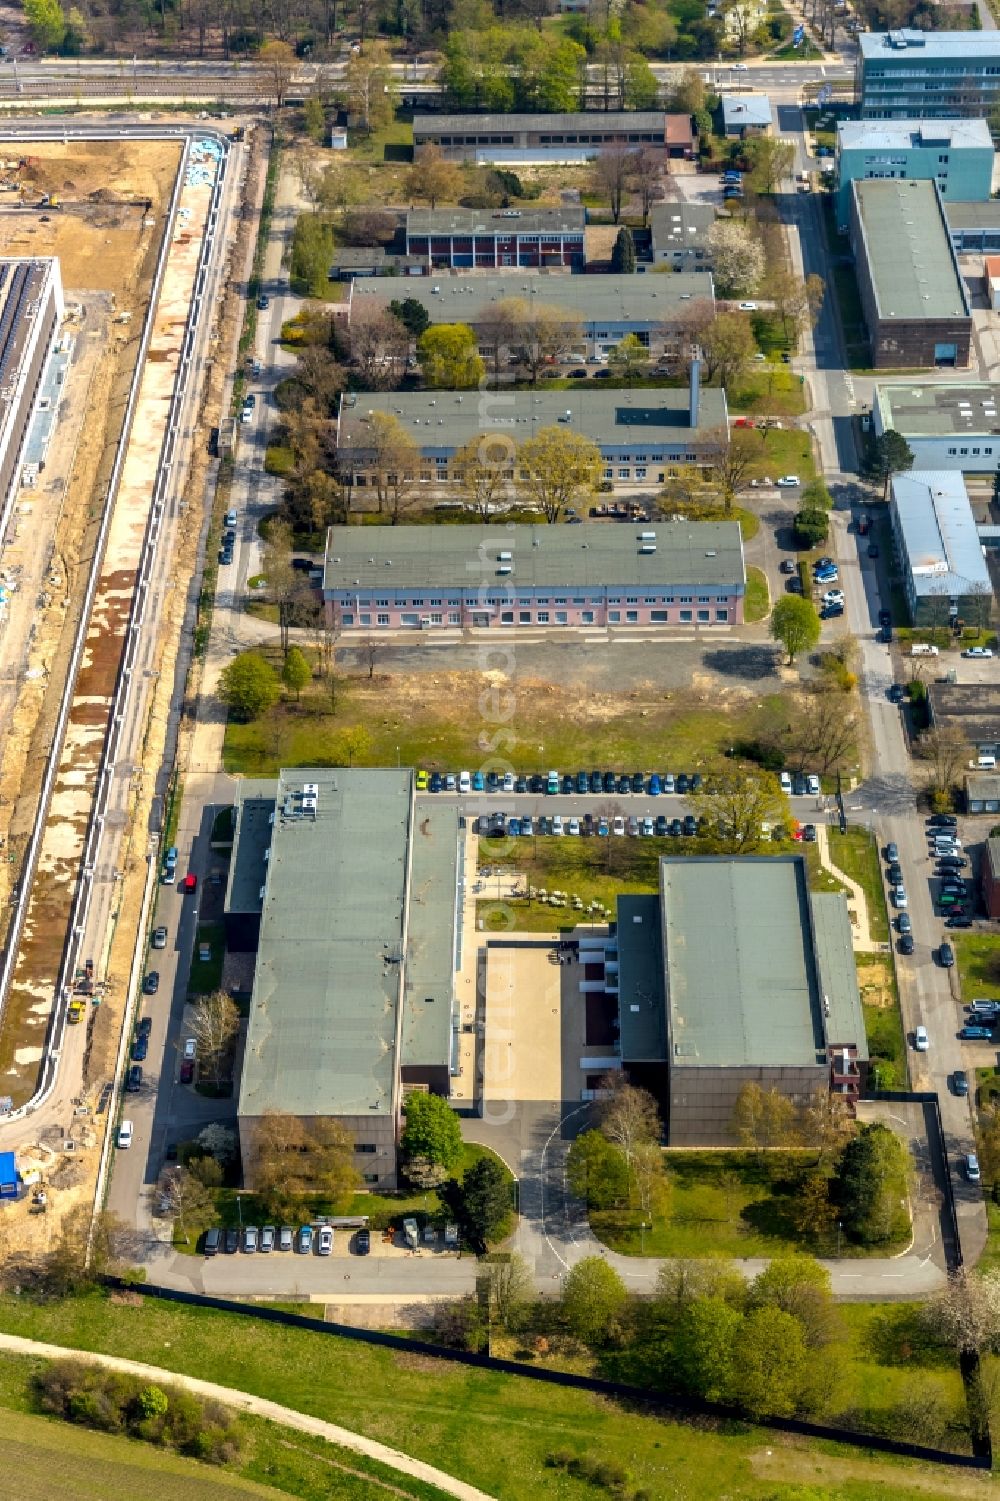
<box><xmin>181</xmin><ymin>873</ymin><xmax>197</xmax><ymax>893</ymax></box>
<box><xmin>180</xmin><ymin>1059</ymin><xmax>194</xmax><ymax>1084</ymax></box>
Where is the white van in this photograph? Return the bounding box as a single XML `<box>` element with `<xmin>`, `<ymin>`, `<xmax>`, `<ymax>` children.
<box><xmin>117</xmin><ymin>1119</ymin><xmax>133</xmax><ymax>1149</ymax></box>
<box><xmin>977</xmin><ymin>755</ymin><xmax>997</xmax><ymax>770</ymax></box>
<box><xmin>911</xmin><ymin>643</ymin><xmax>939</xmax><ymax>657</ymax></box>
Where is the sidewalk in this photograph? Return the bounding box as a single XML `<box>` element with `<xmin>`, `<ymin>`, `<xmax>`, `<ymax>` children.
<box><xmin>815</xmin><ymin>823</ymin><xmax>876</xmax><ymax>950</ymax></box>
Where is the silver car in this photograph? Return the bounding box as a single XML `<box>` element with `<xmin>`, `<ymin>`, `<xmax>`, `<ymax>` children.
<box><xmin>278</xmin><ymin>1225</ymin><xmax>294</xmax><ymax>1251</ymax></box>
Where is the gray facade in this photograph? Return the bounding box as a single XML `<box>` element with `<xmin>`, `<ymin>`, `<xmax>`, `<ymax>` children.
<box><xmin>888</xmin><ymin>470</ymin><xmax>992</xmax><ymax>627</ymax></box>
<box><xmin>0</xmin><ymin>258</ymin><xmax>63</xmax><ymax>549</ymax></box>
<box><xmin>857</xmin><ymin>29</ymin><xmax>1000</xmax><ymax>120</ymax></box>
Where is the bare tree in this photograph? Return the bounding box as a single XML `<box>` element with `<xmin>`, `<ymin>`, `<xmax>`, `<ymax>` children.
<box><xmin>598</xmin><ymin>1074</ymin><xmax>661</xmax><ymax>1177</ymax></box>
<box><xmin>452</xmin><ymin>434</ymin><xmax>516</xmax><ymax>520</ymax></box>
<box><xmin>363</xmin><ymin>636</ymin><xmax>382</xmax><ymax>680</ymax></box>
<box><xmin>153</xmin><ymin>1167</ymin><xmax>215</xmax><ymax>1246</ymax></box>
<box><xmin>706</xmin><ymin>427</ymin><xmax>759</xmax><ymax>513</ymax></box>
<box><xmin>790</xmin><ymin>689</ymin><xmax>860</xmax><ymax>776</ymax></box>
<box><xmin>490</xmin><ymin>297</ymin><xmax>583</xmax><ymax>387</ymax></box>
<box><xmin>365</xmin><ymin>411</ymin><xmax>421</xmax><ymax>523</ymax></box>
<box><xmin>482</xmin><ymin>1252</ymin><xmax>533</xmax><ymax>1330</ymax></box>
<box><xmin>188</xmin><ymin>990</ymin><xmax>241</xmax><ymax>1089</ymax></box>
<box><xmin>918</xmin><ymin>722</ymin><xmax>970</xmax><ymax>798</ymax></box>
<box><xmin>260</xmin><ymin>39</ymin><xmax>296</xmax><ymax>108</ymax></box>
<box><xmin>628</xmin><ymin>147</ymin><xmax>663</xmax><ymax>225</ymax></box>
<box><xmin>349</xmin><ymin>304</ymin><xmax>409</xmax><ymax>390</ymax></box>
<box><xmin>799</xmin><ymin>1088</ymin><xmax>855</xmax><ymax>1168</ymax></box>
<box><xmin>252</xmin><ymin>1110</ymin><xmax>361</xmax><ymax>1222</ymax></box>
<box><xmin>593</xmin><ymin>144</ymin><xmax>632</xmax><ymax>224</ymax></box>
<box><xmin>732</xmin><ymin>1082</ymin><xmax>800</xmax><ymax>1154</ymax></box>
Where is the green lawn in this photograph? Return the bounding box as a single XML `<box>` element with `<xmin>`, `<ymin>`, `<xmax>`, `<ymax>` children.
<box><xmin>952</xmin><ymin>932</ymin><xmax>1000</xmax><ymax>1002</ymax></box>
<box><xmin>186</xmin><ymin>922</ymin><xmax>225</xmax><ymax>997</ymax></box>
<box><xmin>719</xmin><ymin>364</ymin><xmax>808</xmax><ymax>418</ymax></box>
<box><xmin>592</xmin><ymin>1150</ymin><xmax>912</xmax><ymax>1261</ymax></box>
<box><xmin>825</xmin><ymin>827</ymin><xmax>890</xmax><ymax>944</ymax></box>
<box><xmin>744</xmin><ymin>565</ymin><xmax>770</xmax><ymax>623</ymax></box>
<box><xmin>224</xmin><ymin>674</ymin><xmax>797</xmax><ymax>781</ymax></box>
<box><xmin>751</xmin><ymin>425</ymin><xmax>816</xmax><ymax>481</ymax></box>
<box><xmin>0</xmin><ymin>1291</ymin><xmax>975</xmax><ymax>1500</ymax></box>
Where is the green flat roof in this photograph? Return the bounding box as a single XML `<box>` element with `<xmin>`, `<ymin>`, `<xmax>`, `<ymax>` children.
<box><xmin>239</xmin><ymin>769</ymin><xmax>414</xmax><ymax>1121</ymax></box>
<box><xmin>324</xmin><ymin>521</ymin><xmax>744</xmax><ymax>593</ymax></box>
<box><xmin>616</xmin><ymin>895</ymin><xmax>666</xmax><ymax>1062</ymax></box>
<box><xmin>661</xmin><ymin>856</ymin><xmax>825</xmax><ymax>1070</ymax></box>
<box><xmin>851</xmin><ymin>179</ymin><xmax>969</xmax><ymax>322</ymax></box>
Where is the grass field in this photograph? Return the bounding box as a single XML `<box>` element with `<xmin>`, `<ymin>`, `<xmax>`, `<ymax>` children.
<box><xmin>952</xmin><ymin>932</ymin><xmax>1000</xmax><ymax>1002</ymax></box>
<box><xmin>744</xmin><ymin>565</ymin><xmax>770</xmax><ymax>623</ymax></box>
<box><xmin>187</xmin><ymin>922</ymin><xmax>225</xmax><ymax>996</ymax></box>
<box><xmin>224</xmin><ymin>673</ymin><xmax>797</xmax><ymax>781</ymax></box>
<box><xmin>0</xmin><ymin>1291</ymin><xmax>979</xmax><ymax>1501</ymax></box>
<box><xmin>826</xmin><ymin>827</ymin><xmax>890</xmax><ymax>944</ymax></box>
<box><xmin>592</xmin><ymin>1150</ymin><xmax>912</xmax><ymax>1261</ymax></box>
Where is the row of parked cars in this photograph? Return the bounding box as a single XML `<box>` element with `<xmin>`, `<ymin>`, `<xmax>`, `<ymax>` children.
<box><xmin>205</xmin><ymin>1222</ymin><xmax>362</xmax><ymax>1256</ymax></box>
<box><xmin>478</xmin><ymin>811</ymin><xmax>702</xmax><ymax>839</ymax></box>
<box><xmin>418</xmin><ymin>768</ymin><xmax>821</xmax><ymax>797</ymax></box>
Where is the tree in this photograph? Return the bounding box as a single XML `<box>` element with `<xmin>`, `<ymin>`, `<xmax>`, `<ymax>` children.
<box><xmin>561</xmin><ymin>1256</ymin><xmax>628</xmax><ymax>1345</ymax></box>
<box><xmin>789</xmin><ymin>687</ymin><xmax>860</xmax><ymax>777</ymax></box>
<box><xmin>693</xmin><ymin>765</ymin><xmax>788</xmax><ymax>854</ymax></box>
<box><xmin>918</xmin><ymin>722</ymin><xmax>970</xmax><ymax>799</ymax></box>
<box><xmin>349</xmin><ymin>304</ymin><xmax>409</xmax><ymax>390</ymax></box>
<box><xmin>407</xmin><ymin>145</ymin><xmax>464</xmax><ymax>210</ymax></box>
<box><xmin>154</xmin><ymin>1167</ymin><xmax>215</xmax><ymax>1247</ymax></box>
<box><xmin>770</xmin><ymin>595</ymin><xmax>821</xmax><ymax>666</ymax></box>
<box><xmin>482</xmin><ymin>1252</ymin><xmax>533</xmax><ymax>1331</ymax></box>
<box><xmin>628</xmin><ymin>147</ymin><xmax>663</xmax><ymax>225</ymax></box>
<box><xmin>632</xmin><ymin>1139</ymin><xmax>671</xmax><ymax>1221</ymax></box>
<box><xmin>401</xmin><ymin>1092</ymin><xmax>463</xmax><ymax>1174</ymax></box>
<box><xmin>868</xmin><ymin>428</ymin><xmax>914</xmax><ymax>499</ymax></box>
<box><xmin>188</xmin><ymin>991</ymin><xmax>240</xmax><ymax>1089</ymax></box>
<box><xmin>672</xmin><ymin>1296</ymin><xmax>741</xmax><ymax>1400</ymax></box>
<box><xmin>281</xmin><ymin>645</ymin><xmax>311</xmax><ymax>702</ymax></box>
<box><xmin>794</xmin><ymin>506</ymin><xmax>829</xmax><ymax>549</ymax></box>
<box><xmin>598</xmin><ymin>1074</ymin><xmax>661</xmax><ymax>1179</ymax></box>
<box><xmin>218</xmin><ymin>652</ymin><xmax>280</xmax><ymax>722</ymax></box>
<box><xmin>263</xmin><ymin>518</ymin><xmax>306</xmax><ymax>655</ymax></box>
<box><xmin>388</xmin><ymin>296</ymin><xmax>430</xmax><ymax>340</ymax></box>
<box><xmin>607</xmin><ymin>333</ymin><xmax>649</xmax><ymax>387</ymax></box>
<box><xmin>566</xmin><ymin>1129</ymin><xmax>630</xmax><ymax>1210</ymax></box>
<box><xmin>593</xmin><ymin>144</ymin><xmax>632</xmax><ymax>224</ymax></box>
<box><xmin>452</xmin><ymin>434</ymin><xmax>515</xmax><ymax>520</ymax></box>
<box><xmin>418</xmin><ymin>323</ymin><xmax>485</xmax><ymax>390</ymax></box>
<box><xmin>834</xmin><ymin>1121</ymin><xmax>909</xmax><ymax>1246</ymax></box>
<box><xmin>518</xmin><ymin>426</ymin><xmax>601</xmax><ymax>523</ymax></box>
<box><xmin>496</xmin><ymin>298</ymin><xmax>583</xmax><ymax>387</ymax></box>
<box><xmin>303</xmin><ymin>94</ymin><xmax>326</xmax><ymax>144</ymax></box>
<box><xmin>696</xmin><ymin>311</ymin><xmax>756</xmax><ymax>388</ymax></box>
<box><xmin>24</xmin><ymin>0</ymin><xmax>66</xmax><ymax>50</ymax></box>
<box><xmin>799</xmin><ymin>1088</ymin><xmax>855</xmax><ymax>1167</ymax></box>
<box><xmin>198</xmin><ymin>1123</ymin><xmax>237</xmax><ymax>1165</ymax></box>
<box><xmin>260</xmin><ymin>40</ymin><xmax>296</xmax><ymax>109</ymax></box>
<box><xmin>790</xmin><ymin>1170</ymin><xmax>839</xmax><ymax>1240</ymax></box>
<box><xmin>924</xmin><ymin>1268</ymin><xmax>1000</xmax><ymax>1354</ymax></box>
<box><xmin>743</xmin><ymin>136</ymin><xmax>795</xmax><ymax>195</ymax></box>
<box><xmin>610</xmin><ymin>225</ymin><xmax>637</xmax><ymax>275</ymax></box>
<box><xmin>707</xmin><ymin>220</ymin><xmax>765</xmax><ymax>298</ymax></box>
<box><xmin>732</xmin><ymin>1082</ymin><xmax>799</xmax><ymax>1153</ymax></box>
<box><xmin>341</xmin><ymin>41</ymin><xmax>396</xmax><ymax>133</ymax></box>
<box><xmin>253</xmin><ymin>1112</ymin><xmax>360</xmax><ymax>1224</ymax></box>
<box><xmin>668</xmin><ymin>67</ymin><xmax>706</xmax><ymax>116</ymax></box>
<box><xmin>750</xmin><ymin>1255</ymin><xmax>838</xmax><ymax>1349</ymax></box>
<box><xmin>364</xmin><ymin>411</ymin><xmax>420</xmax><ymax>523</ymax></box>
<box><xmin>733</xmin><ymin>1306</ymin><xmax>809</xmax><ymax>1417</ymax></box>
<box><xmin>450</xmin><ymin>1154</ymin><xmax>511</xmax><ymax>1251</ymax></box>
<box><xmin>706</xmin><ymin>427</ymin><xmax>758</xmax><ymax>513</ymax></box>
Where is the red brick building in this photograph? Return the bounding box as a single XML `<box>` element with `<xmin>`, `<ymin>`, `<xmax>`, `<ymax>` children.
<box><xmin>981</xmin><ymin>836</ymin><xmax>1000</xmax><ymax>919</ymax></box>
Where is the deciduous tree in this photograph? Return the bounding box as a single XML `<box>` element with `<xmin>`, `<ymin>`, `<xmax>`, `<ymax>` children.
<box><xmin>253</xmin><ymin>1111</ymin><xmax>360</xmax><ymax>1223</ymax></box>
<box><xmin>743</xmin><ymin>136</ymin><xmax>795</xmax><ymax>195</ymax></box>
<box><xmin>449</xmin><ymin>1154</ymin><xmax>511</xmax><ymax>1251</ymax></box>
<box><xmin>918</xmin><ymin>721</ymin><xmax>970</xmax><ymax>798</ymax></box>
<box><xmin>303</xmin><ymin>94</ymin><xmax>326</xmax><ymax>144</ymax></box>
<box><xmin>834</xmin><ymin>1121</ymin><xmax>909</xmax><ymax>1246</ymax></box>
<box><xmin>593</xmin><ymin>144</ymin><xmax>632</xmax><ymax>223</ymax></box>
<box><xmin>401</xmin><ymin>1092</ymin><xmax>463</xmax><ymax>1173</ymax></box>
<box><xmin>482</xmin><ymin>1251</ymin><xmax>533</xmax><ymax>1330</ymax></box>
<box><xmin>696</xmin><ymin>311</ymin><xmax>756</xmax><ymax>388</ymax></box>
<box><xmin>734</xmin><ymin>1306</ymin><xmax>810</xmax><ymax>1416</ymax></box>
<box><xmin>692</xmin><ymin>765</ymin><xmax>788</xmax><ymax>854</ymax></box>
<box><xmin>598</xmin><ymin>1074</ymin><xmax>662</xmax><ymax>1177</ymax></box>
<box><xmin>925</xmin><ymin>1268</ymin><xmax>1000</xmax><ymax>1354</ymax></box>
<box><xmin>188</xmin><ymin>991</ymin><xmax>241</xmax><ymax>1089</ymax></box>
<box><xmin>705</xmin><ymin>426</ymin><xmax>759</xmax><ymax>513</ymax></box>
<box><xmin>260</xmin><ymin>40</ymin><xmax>296</xmax><ymax>108</ymax></box>
<box><xmin>707</xmin><ymin>220</ymin><xmax>765</xmax><ymax>297</ymax></box>
<box><xmin>24</xmin><ymin>0</ymin><xmax>67</xmax><ymax>50</ymax></box>
<box><xmin>518</xmin><ymin>426</ymin><xmax>601</xmax><ymax>523</ymax></box>
<box><xmin>452</xmin><ymin>434</ymin><xmax>516</xmax><ymax>520</ymax></box>
<box><xmin>562</xmin><ymin>1256</ymin><xmax>628</xmax><ymax>1345</ymax></box>
<box><xmin>750</xmin><ymin>1254</ymin><xmax>839</xmax><ymax>1348</ymax></box>
<box><xmin>349</xmin><ymin>304</ymin><xmax>409</xmax><ymax>390</ymax></box>
<box><xmin>341</xmin><ymin>41</ymin><xmax>396</xmax><ymax>133</ymax></box>
<box><xmin>610</xmin><ymin>224</ymin><xmax>637</xmax><ymax>274</ymax></box>
<box><xmin>218</xmin><ymin>652</ymin><xmax>281</xmax><ymax>722</ymax></box>
<box><xmin>668</xmin><ymin>66</ymin><xmax>706</xmax><ymax>116</ymax></box>
<box><xmin>364</xmin><ymin>410</ymin><xmax>421</xmax><ymax>523</ymax></box>
<box><xmin>732</xmin><ymin>1082</ymin><xmax>799</xmax><ymax>1153</ymax></box>
<box><xmin>770</xmin><ymin>594</ymin><xmax>821</xmax><ymax>665</ymax></box>
<box><xmin>567</xmin><ymin>1129</ymin><xmax>630</xmax><ymax>1210</ymax></box>
<box><xmin>418</xmin><ymin>323</ymin><xmax>485</xmax><ymax>389</ymax></box>
<box><xmin>672</xmin><ymin>1296</ymin><xmax>740</xmax><ymax>1400</ymax></box>
<box><xmin>154</xmin><ymin>1167</ymin><xmax>216</xmax><ymax>1246</ymax></box>
<box><xmin>407</xmin><ymin>144</ymin><xmax>464</xmax><ymax>209</ymax></box>
<box><xmin>607</xmin><ymin>332</ymin><xmax>649</xmax><ymax>386</ymax></box>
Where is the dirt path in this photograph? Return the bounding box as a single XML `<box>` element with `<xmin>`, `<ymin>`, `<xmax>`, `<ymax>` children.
<box><xmin>0</xmin><ymin>1332</ymin><xmax>497</xmax><ymax>1501</ymax></box>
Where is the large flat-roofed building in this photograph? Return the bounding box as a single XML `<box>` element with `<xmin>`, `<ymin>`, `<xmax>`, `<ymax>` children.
<box><xmin>889</xmin><ymin>470</ymin><xmax>992</xmax><ymax>626</ymax></box>
<box><xmin>350</xmin><ymin>271</ymin><xmax>714</xmax><ymax>361</ymax></box>
<box><xmin>614</xmin><ymin>856</ymin><xmax>867</xmax><ymax>1145</ymax></box>
<box><xmin>928</xmin><ymin>682</ymin><xmax>1000</xmax><ymax>755</ymax></box>
<box><xmin>234</xmin><ymin>768</ymin><xmax>461</xmax><ymax>1190</ymax></box>
<box><xmin>411</xmin><ymin>111</ymin><xmax>688</xmax><ymax>165</ymax></box>
<box><xmin>873</xmin><ymin>383</ymin><xmax>1000</xmax><ymax>473</ymax></box>
<box><xmin>322</xmin><ymin>520</ymin><xmax>745</xmax><ymax>631</ymax></box>
<box><xmin>857</xmin><ymin>29</ymin><xmax>1000</xmax><ymax>119</ymax></box>
<box><xmin>405</xmin><ymin>207</ymin><xmax>586</xmax><ymax>270</ymax></box>
<box><xmin>834</xmin><ymin>119</ymin><xmax>993</xmax><ymax>232</ymax></box>
<box><xmin>0</xmin><ymin>258</ymin><xmax>63</xmax><ymax>543</ymax></box>
<box><xmin>848</xmin><ymin>179</ymin><xmax>971</xmax><ymax>369</ymax></box>
<box><xmin>335</xmin><ymin>380</ymin><xmax>728</xmax><ymax>494</ymax></box>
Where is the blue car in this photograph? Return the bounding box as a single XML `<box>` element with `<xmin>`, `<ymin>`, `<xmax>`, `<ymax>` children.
<box><xmin>429</xmin><ymin>772</ymin><xmax>443</xmax><ymax>793</ymax></box>
<box><xmin>959</xmin><ymin>1026</ymin><xmax>993</xmax><ymax>1040</ymax></box>
<box><xmin>648</xmin><ymin>774</ymin><xmax>661</xmax><ymax>796</ymax></box>
<box><xmin>508</xmin><ymin>818</ymin><xmax>521</xmax><ymax>836</ymax></box>
<box><xmin>131</xmin><ymin>1034</ymin><xmax>148</xmax><ymax>1062</ymax></box>
<box><xmin>472</xmin><ymin>771</ymin><xmax>485</xmax><ymax>792</ymax></box>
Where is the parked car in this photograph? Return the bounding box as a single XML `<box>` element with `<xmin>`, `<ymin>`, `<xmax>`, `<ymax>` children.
<box><xmin>355</xmin><ymin>1228</ymin><xmax>371</xmax><ymax>1255</ymax></box>
<box><xmin>429</xmin><ymin>772</ymin><xmax>443</xmax><ymax>793</ymax></box>
<box><xmin>938</xmin><ymin>942</ymin><xmax>955</xmax><ymax>968</ymax></box>
<box><xmin>204</xmin><ymin>1227</ymin><xmax>221</xmax><ymax>1257</ymax></box>
<box><xmin>242</xmin><ymin>1225</ymin><xmax>258</xmax><ymax>1253</ymax></box>
<box><xmin>223</xmin><ymin>1227</ymin><xmax>239</xmax><ymax>1254</ymax></box>
<box><xmin>278</xmin><ymin>1225</ymin><xmax>294</xmax><ymax>1251</ymax></box>
<box><xmin>297</xmin><ymin>1225</ymin><xmax>314</xmax><ymax>1253</ymax></box>
<box><xmin>802</xmin><ymin>824</ymin><xmax>817</xmax><ymax>842</ymax></box>
<box><xmin>897</xmin><ymin>912</ymin><xmax>911</xmax><ymax>935</ymax></box>
<box><xmin>655</xmin><ymin>815</ymin><xmax>668</xmax><ymax>836</ymax></box>
<box><xmin>946</xmin><ymin>915</ymin><xmax>974</xmax><ymax>929</ymax></box>
<box><xmin>682</xmin><ymin>814</ymin><xmax>698</xmax><ymax>837</ymax></box>
<box><xmin>887</xmin><ymin>863</ymin><xmax>903</xmax><ymax>885</ymax></box>
<box><xmin>821</xmin><ymin>590</ymin><xmax>845</xmax><ymax>607</ymax></box>
<box><xmin>780</xmin><ymin>772</ymin><xmax>792</xmax><ymax>793</ymax></box>
<box><xmin>953</xmin><ymin>1071</ymin><xmax>970</xmax><ymax>1096</ymax></box>
<box><xmin>117</xmin><ymin>1119</ymin><xmax>133</xmax><ymax>1149</ymax></box>
<box><xmin>143</xmin><ymin>971</ymin><xmax>159</xmax><ymax>995</ymax></box>
<box><xmin>179</xmin><ymin>1059</ymin><xmax>194</xmax><ymax>1085</ymax></box>
<box><xmin>776</xmin><ymin>475</ymin><xmax>801</xmax><ymax>487</ymax></box>
<box><xmin>821</xmin><ymin>603</ymin><xmax>844</xmax><ymax>620</ymax></box>
<box><xmin>260</xmin><ymin>1225</ymin><xmax>275</xmax><ymax>1253</ymax></box>
<box><xmin>631</xmin><ymin>772</ymin><xmax>645</xmax><ymax>794</ymax></box>
<box><xmin>898</xmin><ymin>934</ymin><xmax>914</xmax><ymax>955</ymax></box>
<box><xmin>257</xmin><ymin>293</ymin><xmax>270</xmax><ymax>310</ymax></box>
<box><xmin>893</xmin><ymin>885</ymin><xmax>907</xmax><ymax>907</ymax></box>
<box><xmin>967</xmin><ymin>1153</ymin><xmax>982</xmax><ymax>1182</ymax></box>
<box><xmin>567</xmin><ymin>817</ymin><xmax>581</xmax><ymax>836</ymax></box>
<box><xmin>552</xmin><ymin>815</ymin><xmax>564</xmax><ymax>836</ymax></box>
<box><xmin>780</xmin><ymin>559</ymin><xmax>796</xmax><ymax>575</ymax></box>
<box><xmin>627</xmin><ymin>816</ymin><xmax>640</xmax><ymax>836</ymax></box>
<box><xmin>152</xmin><ymin>925</ymin><xmax>167</xmax><ymax>949</ymax></box>
<box><xmin>663</xmin><ymin>773</ymin><xmax>675</xmax><ymax>794</ymax></box>
<box><xmin>928</xmin><ymin>813</ymin><xmax>958</xmax><ymax>828</ymax></box>
<box><xmin>182</xmin><ymin>873</ymin><xmax>197</xmax><ymax>893</ymax></box>
<box><xmin>676</xmin><ymin>772</ymin><xmax>690</xmax><ymax>794</ymax></box>
<box><xmin>887</xmin><ymin>684</ymin><xmax>905</xmax><ymax>703</ymax></box>
<box><xmin>649</xmin><ymin>773</ymin><xmax>661</xmax><ymax>796</ymax></box>
<box><xmin>317</xmin><ymin>1225</ymin><xmax>334</xmax><ymax>1255</ymax></box>
<box><xmin>963</xmin><ymin>647</ymin><xmax>993</xmax><ymax>659</ymax></box>
<box><xmin>805</xmin><ymin>774</ymin><xmax>820</xmax><ymax>795</ymax></box>
<box><xmin>669</xmin><ymin>818</ymin><xmax>683</xmax><ymax>837</ymax></box>
<box><xmin>960</xmin><ymin>1025</ymin><xmax>993</xmax><ymax>1040</ymax></box>
<box><xmin>914</xmin><ymin>1025</ymin><xmax>929</xmax><ymax>1050</ymax></box>
<box><xmin>131</xmin><ymin>1034</ymin><xmax>148</xmax><ymax>1062</ymax></box>
<box><xmin>137</xmin><ymin>1016</ymin><xmax>152</xmax><ymax>1038</ymax></box>
<box><xmin>642</xmin><ymin>817</ymin><xmax>655</xmax><ymax>836</ymax></box>
<box><xmin>126</xmin><ymin>1064</ymin><xmax>143</xmax><ymax>1092</ymax></box>
<box><xmin>612</xmin><ymin>816</ymin><xmax>625</xmax><ymax>836</ymax></box>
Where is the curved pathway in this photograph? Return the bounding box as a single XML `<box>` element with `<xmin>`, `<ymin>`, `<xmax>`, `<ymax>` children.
<box><xmin>0</xmin><ymin>1332</ymin><xmax>496</xmax><ymax>1501</ymax></box>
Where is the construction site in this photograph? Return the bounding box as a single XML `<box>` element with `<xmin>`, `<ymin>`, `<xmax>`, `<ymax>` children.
<box><xmin>0</xmin><ymin>126</ymin><xmax>259</xmax><ymax>1257</ymax></box>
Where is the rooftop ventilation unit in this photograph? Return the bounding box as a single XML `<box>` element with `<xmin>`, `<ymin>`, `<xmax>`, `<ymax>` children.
<box><xmin>639</xmin><ymin>530</ymin><xmax>656</xmax><ymax>540</ymax></box>
<box><xmin>302</xmin><ymin>782</ymin><xmax>319</xmax><ymax>797</ymax></box>
<box><xmin>639</xmin><ymin>543</ymin><xmax>656</xmax><ymax>554</ymax></box>
<box><xmin>497</xmin><ymin>564</ymin><xmax>512</xmax><ymax>575</ymax></box>
<box><xmin>301</xmin><ymin>796</ymin><xmax>317</xmax><ymax>813</ymax></box>
<box><xmin>498</xmin><ymin>550</ymin><xmax>512</xmax><ymax>560</ymax></box>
